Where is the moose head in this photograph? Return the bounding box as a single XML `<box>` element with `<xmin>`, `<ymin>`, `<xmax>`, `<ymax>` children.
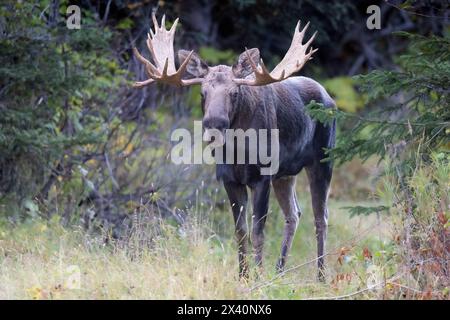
<box><xmin>133</xmin><ymin>13</ymin><xmax>317</xmax><ymax>140</ymax></box>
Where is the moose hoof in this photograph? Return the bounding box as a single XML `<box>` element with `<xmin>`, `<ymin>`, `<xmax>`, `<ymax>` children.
<box><xmin>318</xmin><ymin>270</ymin><xmax>326</xmax><ymax>282</ymax></box>
<box><xmin>275</xmin><ymin>259</ymin><xmax>285</xmax><ymax>274</ymax></box>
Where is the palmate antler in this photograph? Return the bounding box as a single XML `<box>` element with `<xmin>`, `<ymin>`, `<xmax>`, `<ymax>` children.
<box><xmin>133</xmin><ymin>14</ymin><xmax>317</xmax><ymax>88</ymax></box>
<box><xmin>233</xmin><ymin>21</ymin><xmax>318</xmax><ymax>86</ymax></box>
<box><xmin>132</xmin><ymin>13</ymin><xmax>203</xmax><ymax>87</ymax></box>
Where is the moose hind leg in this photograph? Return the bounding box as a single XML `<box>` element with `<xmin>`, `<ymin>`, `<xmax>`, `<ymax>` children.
<box><xmin>224</xmin><ymin>181</ymin><xmax>249</xmax><ymax>279</ymax></box>
<box><xmin>306</xmin><ymin>162</ymin><xmax>332</xmax><ymax>281</ymax></box>
<box><xmin>251</xmin><ymin>180</ymin><xmax>271</xmax><ymax>269</ymax></box>
<box><xmin>272</xmin><ymin>176</ymin><xmax>301</xmax><ymax>273</ymax></box>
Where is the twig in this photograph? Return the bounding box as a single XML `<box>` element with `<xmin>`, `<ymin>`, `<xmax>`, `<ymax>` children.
<box><xmin>249</xmin><ymin>219</ymin><xmax>385</xmax><ymax>292</ymax></box>
<box><xmin>104</xmin><ymin>151</ymin><xmax>120</xmax><ymax>191</ymax></box>
<box><xmin>303</xmin><ymin>273</ymin><xmax>405</xmax><ymax>300</ymax></box>
<box><xmin>304</xmin><ymin>283</ymin><xmax>381</xmax><ymax>300</ymax></box>
<box><xmin>103</xmin><ymin>0</ymin><xmax>112</xmax><ymax>24</ymax></box>
<box><xmin>304</xmin><ymin>285</ymin><xmax>375</xmax><ymax>300</ymax></box>
<box><xmin>385</xmin><ymin>0</ymin><xmax>449</xmax><ymax>19</ymax></box>
<box><xmin>249</xmin><ymin>253</ymin><xmax>335</xmax><ymax>291</ymax></box>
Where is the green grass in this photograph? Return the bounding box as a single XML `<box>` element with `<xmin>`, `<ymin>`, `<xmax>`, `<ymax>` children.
<box><xmin>0</xmin><ymin>189</ymin><xmax>393</xmax><ymax>299</ymax></box>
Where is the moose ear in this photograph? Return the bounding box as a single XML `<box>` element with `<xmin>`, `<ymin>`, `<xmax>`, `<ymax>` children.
<box><xmin>232</xmin><ymin>48</ymin><xmax>260</xmax><ymax>78</ymax></box>
<box><xmin>178</xmin><ymin>49</ymin><xmax>209</xmax><ymax>78</ymax></box>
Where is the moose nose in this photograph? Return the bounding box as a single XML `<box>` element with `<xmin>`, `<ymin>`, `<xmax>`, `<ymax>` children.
<box><xmin>203</xmin><ymin>117</ymin><xmax>230</xmax><ymax>131</ymax></box>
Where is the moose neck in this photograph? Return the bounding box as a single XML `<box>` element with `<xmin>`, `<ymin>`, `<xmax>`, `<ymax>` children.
<box><xmin>231</xmin><ymin>84</ymin><xmax>277</xmax><ymax>131</ymax></box>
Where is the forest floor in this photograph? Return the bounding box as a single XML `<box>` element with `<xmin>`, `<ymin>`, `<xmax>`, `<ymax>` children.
<box><xmin>0</xmin><ymin>192</ymin><xmax>393</xmax><ymax>299</ymax></box>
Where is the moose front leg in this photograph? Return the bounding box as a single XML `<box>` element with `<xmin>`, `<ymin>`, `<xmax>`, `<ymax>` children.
<box><xmin>272</xmin><ymin>176</ymin><xmax>301</xmax><ymax>273</ymax></box>
<box><xmin>224</xmin><ymin>181</ymin><xmax>249</xmax><ymax>278</ymax></box>
<box><xmin>250</xmin><ymin>179</ymin><xmax>271</xmax><ymax>269</ymax></box>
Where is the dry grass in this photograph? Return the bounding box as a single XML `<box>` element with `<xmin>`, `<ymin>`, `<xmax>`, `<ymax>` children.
<box><xmin>0</xmin><ymin>194</ymin><xmax>392</xmax><ymax>299</ymax></box>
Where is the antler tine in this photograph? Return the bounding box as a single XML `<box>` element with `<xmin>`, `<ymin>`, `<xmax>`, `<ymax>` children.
<box><xmin>162</xmin><ymin>58</ymin><xmax>169</xmax><ymax>77</ymax></box>
<box><xmin>181</xmin><ymin>78</ymin><xmax>204</xmax><ymax>86</ymax></box>
<box><xmin>178</xmin><ymin>50</ymin><xmax>204</xmax><ymax>87</ymax></box>
<box><xmin>292</xmin><ymin>20</ymin><xmax>302</xmax><ymax>43</ymax></box>
<box><xmin>259</xmin><ymin>58</ymin><xmax>277</xmax><ymax>79</ymax></box>
<box><xmin>133</xmin><ymin>47</ymin><xmax>150</xmax><ymax>66</ymax></box>
<box><xmin>161</xmin><ymin>14</ymin><xmax>166</xmax><ymax>29</ymax></box>
<box><xmin>295</xmin><ymin>20</ymin><xmax>301</xmax><ymax>33</ymax></box>
<box><xmin>133</xmin><ymin>78</ymin><xmax>155</xmax><ymax>88</ymax></box>
<box><xmin>304</xmin><ymin>30</ymin><xmax>317</xmax><ymax>48</ymax></box>
<box><xmin>132</xmin><ymin>13</ymin><xmax>204</xmax><ymax>88</ymax></box>
<box><xmin>169</xmin><ymin>18</ymin><xmax>179</xmax><ymax>35</ymax></box>
<box><xmin>234</xmin><ymin>19</ymin><xmax>318</xmax><ymax>86</ymax></box>
<box><xmin>309</xmin><ymin>47</ymin><xmax>319</xmax><ymax>59</ymax></box>
<box><xmin>133</xmin><ymin>47</ymin><xmax>158</xmax><ymax>74</ymax></box>
<box><xmin>299</xmin><ymin>21</ymin><xmax>310</xmax><ymax>40</ymax></box>
<box><xmin>178</xmin><ymin>50</ymin><xmax>194</xmax><ymax>74</ymax></box>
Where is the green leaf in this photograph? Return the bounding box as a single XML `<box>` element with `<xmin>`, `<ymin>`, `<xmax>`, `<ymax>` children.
<box><xmin>342</xmin><ymin>205</ymin><xmax>390</xmax><ymax>218</ymax></box>
<box><xmin>199</xmin><ymin>47</ymin><xmax>236</xmax><ymax>65</ymax></box>
<box><xmin>116</xmin><ymin>18</ymin><xmax>134</xmax><ymax>30</ymax></box>
<box><xmin>323</xmin><ymin>76</ymin><xmax>365</xmax><ymax>112</ymax></box>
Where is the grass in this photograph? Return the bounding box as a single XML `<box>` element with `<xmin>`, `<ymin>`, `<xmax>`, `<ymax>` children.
<box><xmin>0</xmin><ymin>151</ymin><xmax>445</xmax><ymax>300</ymax></box>
<box><xmin>0</xmin><ymin>187</ymin><xmax>393</xmax><ymax>299</ymax></box>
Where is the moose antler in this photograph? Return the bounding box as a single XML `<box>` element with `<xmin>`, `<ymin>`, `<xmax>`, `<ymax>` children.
<box><xmin>133</xmin><ymin>13</ymin><xmax>203</xmax><ymax>87</ymax></box>
<box><xmin>234</xmin><ymin>21</ymin><xmax>318</xmax><ymax>86</ymax></box>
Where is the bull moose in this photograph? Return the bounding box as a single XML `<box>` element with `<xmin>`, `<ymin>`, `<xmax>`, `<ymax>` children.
<box><xmin>133</xmin><ymin>13</ymin><xmax>336</xmax><ymax>280</ymax></box>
